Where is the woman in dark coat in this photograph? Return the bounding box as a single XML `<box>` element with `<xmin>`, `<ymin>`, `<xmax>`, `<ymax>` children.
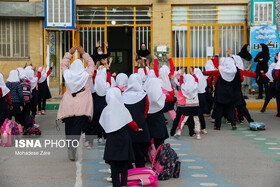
<box><xmin>91</xmin><ymin>41</ymin><xmax>110</xmax><ymax>64</ymax></box>
<box><xmin>122</xmin><ymin>74</ymin><xmax>151</xmax><ymax>168</ymax></box>
<box><xmin>254</xmin><ymin>44</ymin><xmax>270</xmax><ymax>99</ymax></box>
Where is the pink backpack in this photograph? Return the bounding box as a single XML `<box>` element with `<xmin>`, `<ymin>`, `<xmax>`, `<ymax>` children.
<box><xmin>148</xmin><ymin>139</ymin><xmax>157</xmax><ymax>162</ymax></box>
<box><xmin>126</xmin><ymin>167</ymin><xmax>158</xmax><ymax>187</ymax></box>
<box><xmin>177</xmin><ymin>90</ymin><xmax>186</xmax><ymax>105</ymax></box>
<box><xmin>1</xmin><ymin>119</ymin><xmax>21</xmax><ymax>147</ymax></box>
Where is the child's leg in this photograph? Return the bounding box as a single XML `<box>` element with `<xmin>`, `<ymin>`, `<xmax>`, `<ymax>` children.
<box><xmin>37</xmin><ymin>95</ymin><xmax>42</xmax><ymax>112</ymax></box>
<box><xmin>168</xmin><ymin>110</ymin><xmax>176</xmax><ymax>121</ymax></box>
<box><xmin>42</xmin><ymin>98</ymin><xmax>47</xmax><ymax>111</ymax></box>
<box><xmin>111</xmin><ymin>162</ymin><xmax>121</xmax><ymax>187</ymax></box>
<box><xmin>193</xmin><ymin>116</ymin><xmax>201</xmax><ymax>133</ymax></box>
<box><xmin>199</xmin><ymin>115</ymin><xmax>206</xmax><ymax>129</ymax></box>
<box><xmin>120</xmin><ymin>161</ymin><xmax>129</xmax><ymax>187</ymax></box>
<box><xmin>178</xmin><ymin>116</ymin><xmax>189</xmax><ymax>130</ymax></box>
<box><xmin>178</xmin><ymin>115</ymin><xmax>185</xmax><ymax>129</ymax></box>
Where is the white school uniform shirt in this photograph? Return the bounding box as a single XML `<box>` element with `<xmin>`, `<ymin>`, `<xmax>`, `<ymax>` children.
<box><xmin>0</xmin><ymin>73</ymin><xmax>10</xmax><ymax>97</ymax></box>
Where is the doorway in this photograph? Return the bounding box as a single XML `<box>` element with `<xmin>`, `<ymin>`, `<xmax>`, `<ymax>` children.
<box><xmin>107</xmin><ymin>27</ymin><xmax>133</xmax><ymax>74</ymax></box>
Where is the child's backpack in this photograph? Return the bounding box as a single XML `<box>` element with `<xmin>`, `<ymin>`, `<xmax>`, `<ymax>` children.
<box><xmin>23</xmin><ymin>115</ymin><xmax>41</xmax><ymax>136</ymax></box>
<box><xmin>20</xmin><ymin>80</ymin><xmax>32</xmax><ymax>103</ymax></box>
<box><xmin>249</xmin><ymin>122</ymin><xmax>266</xmax><ymax>131</ymax></box>
<box><xmin>148</xmin><ymin>139</ymin><xmax>157</xmax><ymax>162</ymax></box>
<box><xmin>126</xmin><ymin>167</ymin><xmax>158</xmax><ymax>187</ymax></box>
<box><xmin>1</xmin><ymin>119</ymin><xmax>21</xmax><ymax>147</ymax></box>
<box><xmin>152</xmin><ymin>143</ymin><xmax>181</xmax><ymax>180</ymax></box>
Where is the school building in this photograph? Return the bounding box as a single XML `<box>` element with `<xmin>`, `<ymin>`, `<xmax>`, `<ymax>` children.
<box><xmin>0</xmin><ymin>0</ymin><xmax>278</xmax><ymax>108</ymax></box>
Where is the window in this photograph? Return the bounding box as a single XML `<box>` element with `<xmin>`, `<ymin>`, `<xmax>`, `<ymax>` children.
<box><xmin>254</xmin><ymin>2</ymin><xmax>274</xmax><ymax>25</ymax></box>
<box><xmin>218</xmin><ymin>6</ymin><xmax>246</xmax><ymax>23</ymax></box>
<box><xmin>219</xmin><ymin>26</ymin><xmax>244</xmax><ymax>57</ymax></box>
<box><xmin>0</xmin><ymin>18</ymin><xmax>29</xmax><ymax>59</ymax></box>
<box><xmin>46</xmin><ymin>0</ymin><xmax>73</xmax><ymax>27</ymax></box>
<box><xmin>189</xmin><ymin>6</ymin><xmax>216</xmax><ymax>24</ymax></box>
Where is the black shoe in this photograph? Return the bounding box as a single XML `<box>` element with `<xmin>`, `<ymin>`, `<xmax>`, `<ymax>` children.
<box><xmin>189</xmin><ymin>130</ymin><xmax>195</xmax><ymax>137</ymax></box>
<box><xmin>214</xmin><ymin>127</ymin><xmax>221</xmax><ymax>130</ymax></box>
<box><xmin>260</xmin><ymin>109</ymin><xmax>265</xmax><ymax>113</ymax></box>
<box><xmin>165</xmin><ymin>119</ymin><xmax>168</xmax><ymax>124</ymax></box>
<box><xmin>244</xmin><ymin>96</ymin><xmax>249</xmax><ymax>99</ymax></box>
<box><xmin>232</xmin><ymin>125</ymin><xmax>237</xmax><ymax>130</ymax></box>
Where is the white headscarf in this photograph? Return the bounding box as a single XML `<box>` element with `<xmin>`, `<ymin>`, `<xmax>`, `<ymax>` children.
<box><xmin>146</xmin><ymin>78</ymin><xmax>166</xmax><ymax>114</ymax></box>
<box><xmin>205</xmin><ymin>59</ymin><xmax>215</xmax><ymax>71</ymax></box>
<box><xmin>38</xmin><ymin>67</ymin><xmax>48</xmax><ymax>83</ymax></box>
<box><xmin>64</xmin><ymin>59</ymin><xmax>89</xmax><ymax>94</ymax></box>
<box><xmin>25</xmin><ymin>66</ymin><xmax>33</xmax><ymax>71</ymax></box>
<box><xmin>7</xmin><ymin>70</ymin><xmax>20</xmax><ymax>83</ymax></box>
<box><xmin>111</xmin><ymin>77</ymin><xmax>116</xmax><ymax>87</ymax></box>
<box><xmin>218</xmin><ymin>57</ymin><xmax>237</xmax><ymax>82</ymax></box>
<box><xmin>266</xmin><ymin>62</ymin><xmax>276</xmax><ymax>80</ymax></box>
<box><xmin>116</xmin><ymin>73</ymin><xmax>128</xmax><ymax>86</ymax></box>
<box><xmin>94</xmin><ymin>66</ymin><xmax>110</xmax><ymax>96</ymax></box>
<box><xmin>194</xmin><ymin>68</ymin><xmax>207</xmax><ymax>94</ymax></box>
<box><xmin>159</xmin><ymin>65</ymin><xmax>172</xmax><ymax>91</ymax></box>
<box><xmin>0</xmin><ymin>73</ymin><xmax>10</xmax><ymax>97</ymax></box>
<box><xmin>25</xmin><ymin>69</ymin><xmax>38</xmax><ymax>90</ymax></box>
<box><xmin>143</xmin><ymin>69</ymin><xmax>157</xmax><ymax>91</ymax></box>
<box><xmin>138</xmin><ymin>68</ymin><xmax>147</xmax><ymax>83</ymax></box>
<box><xmin>122</xmin><ymin>73</ymin><xmax>146</xmax><ymax>104</ymax></box>
<box><xmin>99</xmin><ymin>87</ymin><xmax>133</xmax><ymax>133</ymax></box>
<box><xmin>17</xmin><ymin>67</ymin><xmax>26</xmax><ymax>80</ymax></box>
<box><xmin>276</xmin><ymin>53</ymin><xmax>280</xmax><ymax>70</ymax></box>
<box><xmin>90</xmin><ymin>78</ymin><xmax>96</xmax><ymax>94</ymax></box>
<box><xmin>181</xmin><ymin>74</ymin><xmax>198</xmax><ymax>99</ymax></box>
<box><xmin>232</xmin><ymin>55</ymin><xmax>244</xmax><ymax>70</ymax></box>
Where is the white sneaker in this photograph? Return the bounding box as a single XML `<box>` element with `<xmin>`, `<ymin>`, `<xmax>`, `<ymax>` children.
<box><xmin>196</xmin><ymin>133</ymin><xmax>201</xmax><ymax>140</ymax></box>
<box><xmin>174</xmin><ymin>129</ymin><xmax>182</xmax><ymax>138</ymax></box>
<box><xmin>108</xmin><ymin>168</ymin><xmax>111</xmax><ymax>174</ymax></box>
<box><xmin>106</xmin><ymin>177</ymin><xmax>112</xmax><ymax>182</ymax></box>
<box><xmin>34</xmin><ymin>124</ymin><xmax>40</xmax><ymax>128</ymax></box>
<box><xmin>201</xmin><ymin>129</ymin><xmax>208</xmax><ymax>134</ymax></box>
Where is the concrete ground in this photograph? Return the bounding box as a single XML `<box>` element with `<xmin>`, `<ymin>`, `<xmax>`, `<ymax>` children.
<box><xmin>0</xmin><ymin>110</ymin><xmax>279</xmax><ymax>187</ymax></box>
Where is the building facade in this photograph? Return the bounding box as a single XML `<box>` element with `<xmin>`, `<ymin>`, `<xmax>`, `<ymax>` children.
<box><xmin>0</xmin><ymin>0</ymin><xmax>250</xmax><ymax>95</ymax></box>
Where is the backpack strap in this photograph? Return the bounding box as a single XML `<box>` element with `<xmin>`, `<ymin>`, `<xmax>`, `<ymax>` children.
<box><xmin>151</xmin><ymin>143</ymin><xmax>165</xmax><ymax>169</ymax></box>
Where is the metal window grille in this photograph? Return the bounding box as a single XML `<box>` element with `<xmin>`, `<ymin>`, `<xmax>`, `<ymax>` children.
<box><xmin>136</xmin><ymin>26</ymin><xmax>151</xmax><ymax>51</ymax></box>
<box><xmin>46</xmin><ymin>0</ymin><xmax>72</xmax><ymax>27</ymax></box>
<box><xmin>0</xmin><ymin>18</ymin><xmax>29</xmax><ymax>58</ymax></box>
<box><xmin>254</xmin><ymin>2</ymin><xmax>274</xmax><ymax>25</ymax></box>
<box><xmin>79</xmin><ymin>27</ymin><xmax>105</xmax><ymax>55</ymax></box>
<box><xmin>218</xmin><ymin>26</ymin><xmax>244</xmax><ymax>57</ymax></box>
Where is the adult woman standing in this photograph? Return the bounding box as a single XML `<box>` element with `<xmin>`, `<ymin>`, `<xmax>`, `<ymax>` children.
<box><xmin>254</xmin><ymin>44</ymin><xmax>270</xmax><ymax>99</ymax></box>
<box><xmin>57</xmin><ymin>46</ymin><xmax>95</xmax><ymax>161</ymax></box>
<box><xmin>238</xmin><ymin>44</ymin><xmax>252</xmax><ymax>99</ymax></box>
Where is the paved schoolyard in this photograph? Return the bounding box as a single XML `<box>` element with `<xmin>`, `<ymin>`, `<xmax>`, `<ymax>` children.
<box><xmin>0</xmin><ymin>110</ymin><xmax>279</xmax><ymax>187</ymax></box>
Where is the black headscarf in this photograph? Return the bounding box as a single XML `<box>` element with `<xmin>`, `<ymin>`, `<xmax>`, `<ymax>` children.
<box><xmin>260</xmin><ymin>43</ymin><xmax>270</xmax><ymax>59</ymax></box>
<box><xmin>237</xmin><ymin>44</ymin><xmax>252</xmax><ymax>61</ymax></box>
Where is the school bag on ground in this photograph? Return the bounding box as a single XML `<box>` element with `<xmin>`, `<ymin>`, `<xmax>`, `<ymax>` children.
<box><xmin>152</xmin><ymin>143</ymin><xmax>181</xmax><ymax>180</ymax></box>
<box><xmin>249</xmin><ymin>122</ymin><xmax>266</xmax><ymax>131</ymax></box>
<box><xmin>148</xmin><ymin>139</ymin><xmax>157</xmax><ymax>162</ymax></box>
<box><xmin>23</xmin><ymin>115</ymin><xmax>41</xmax><ymax>136</ymax></box>
<box><xmin>125</xmin><ymin>167</ymin><xmax>158</xmax><ymax>187</ymax></box>
<box><xmin>1</xmin><ymin>119</ymin><xmax>22</xmax><ymax>147</ymax></box>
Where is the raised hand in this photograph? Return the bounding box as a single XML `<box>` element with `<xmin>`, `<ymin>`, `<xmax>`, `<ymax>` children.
<box><xmin>166</xmin><ymin>54</ymin><xmax>171</xmax><ymax>59</ymax></box>
<box><xmin>153</xmin><ymin>55</ymin><xmax>158</xmax><ymax>60</ymax></box>
<box><xmin>216</xmin><ymin>48</ymin><xmax>222</xmax><ymax>56</ymax></box>
<box><xmin>77</xmin><ymin>46</ymin><xmax>86</xmax><ymax>56</ymax></box>
<box><xmin>227</xmin><ymin>48</ymin><xmax>232</xmax><ymax>57</ymax></box>
<box><xmin>69</xmin><ymin>46</ymin><xmax>77</xmax><ymax>55</ymax></box>
<box><xmin>96</xmin><ymin>41</ymin><xmax>100</xmax><ymax>47</ymax></box>
<box><xmin>51</xmin><ymin>62</ymin><xmax>54</xmax><ymax>68</ymax></box>
<box><xmin>108</xmin><ymin>57</ymin><xmax>113</xmax><ymax>67</ymax></box>
<box><xmin>104</xmin><ymin>42</ymin><xmax>108</xmax><ymax>48</ymax></box>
